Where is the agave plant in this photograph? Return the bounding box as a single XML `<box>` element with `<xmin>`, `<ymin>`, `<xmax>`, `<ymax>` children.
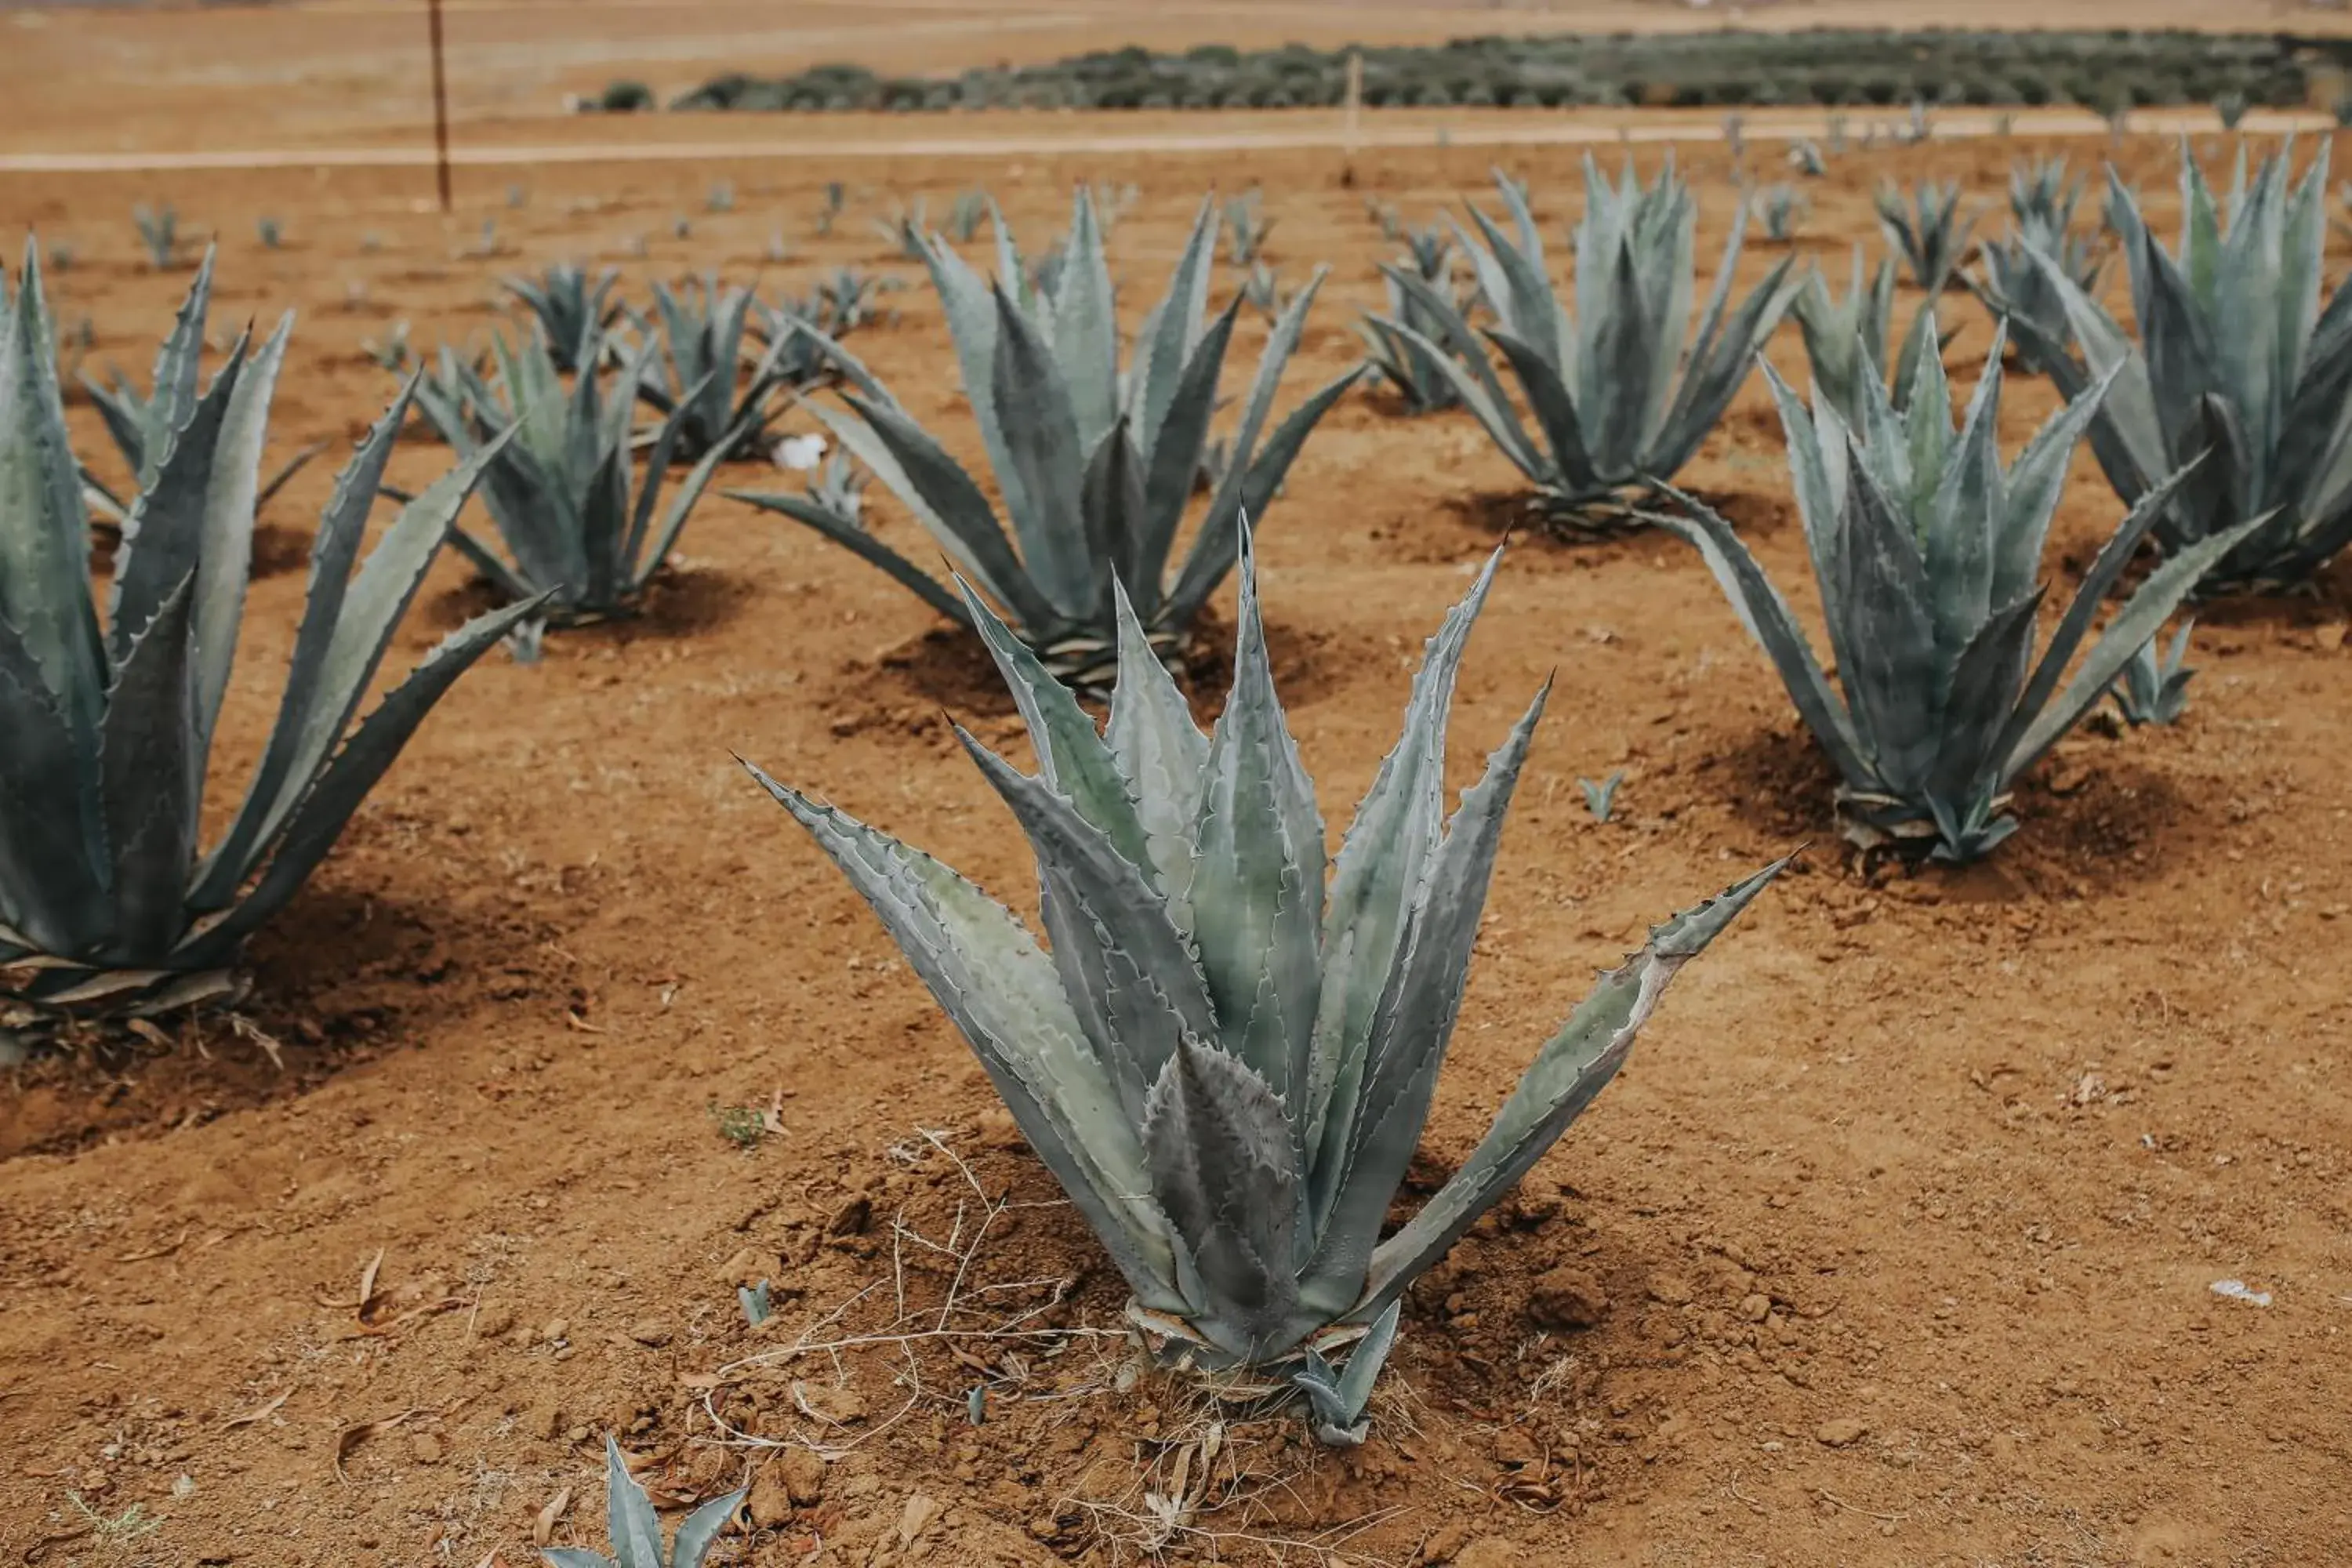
<box><xmin>746</xmin><ymin>539</ymin><xmax>1780</xmax><ymax>1426</ymax></box>
<box><xmin>502</xmin><ymin>263</ymin><xmax>622</xmax><ymax>375</ymax></box>
<box><xmin>1787</xmin><ymin>138</ymin><xmax>1828</xmax><ymax>178</ymax></box>
<box><xmin>132</xmin><ymin>203</ymin><xmax>180</xmax><ymax>270</ymax></box>
<box><xmin>78</xmin><ymin>252</ymin><xmax>321</xmax><ymax>528</ymax></box>
<box><xmin>0</xmin><ymin>251</ymin><xmax>537</xmax><ymax>1016</ymax></box>
<box><xmin>1381</xmin><ymin>161</ymin><xmax>1798</xmax><ymax>528</ymax></box>
<box><xmin>1968</xmin><ymin>220</ymin><xmax>2106</xmax><ymax>379</ymax></box>
<box><xmin>1748</xmin><ymin>182</ymin><xmax>1808</xmax><ymax>242</ymax></box>
<box><xmin>632</xmin><ymin>274</ymin><xmax>802</xmax><ymax>459</ymax></box>
<box><xmin>2111</xmin><ymin>622</ymin><xmax>2195</xmax><ymax>726</ymax></box>
<box><xmin>750</xmin><ymin>268</ymin><xmax>894</xmax><ymax>395</ymax></box>
<box><xmin>1356</xmin><ymin>223</ymin><xmax>1471</xmax><ymax>414</ymax></box>
<box><xmin>1222</xmin><ymin>190</ymin><xmax>1276</xmax><ymax>265</ymax></box>
<box><xmin>415</xmin><ymin>324</ymin><xmax>731</xmax><ymax>639</ymax></box>
<box><xmin>541</xmin><ymin>1437</ymin><xmax>743</xmax><ymax>1568</ymax></box>
<box><xmin>1873</xmin><ymin>180</ymin><xmax>1976</xmax><ymax>292</ymax></box>
<box><xmin>1788</xmin><ymin>246</ymin><xmax>1940</xmax><ymax>429</ymax></box>
<box><xmin>2006</xmin><ymin>143</ymin><xmax>2352</xmax><ymax>593</ymax></box>
<box><xmin>1653</xmin><ymin>325</ymin><xmax>2255</xmax><ymax>860</ymax></box>
<box><xmin>734</xmin><ymin>187</ymin><xmax>1354</xmax><ymax>689</ymax></box>
<box><xmin>2009</xmin><ymin>157</ymin><xmax>2086</xmax><ymax>233</ymax></box>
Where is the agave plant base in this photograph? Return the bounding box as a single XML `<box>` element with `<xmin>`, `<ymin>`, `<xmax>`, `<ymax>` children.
<box><xmin>1833</xmin><ymin>787</ymin><xmax>2016</xmax><ymax>862</ymax></box>
<box><xmin>1</xmin><ymin>952</ymin><xmax>248</xmax><ymax>1023</ymax></box>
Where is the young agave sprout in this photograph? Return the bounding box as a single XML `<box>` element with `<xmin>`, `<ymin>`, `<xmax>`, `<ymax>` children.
<box><xmin>1787</xmin><ymin>138</ymin><xmax>1828</xmax><ymax>178</ymax></box>
<box><xmin>1381</xmin><ymin>160</ymin><xmax>1798</xmax><ymax>528</ymax></box>
<box><xmin>1788</xmin><ymin>245</ymin><xmax>1940</xmax><ymax>429</ymax></box>
<box><xmin>0</xmin><ymin>250</ymin><xmax>538</xmax><ymax>1016</ymax></box>
<box><xmin>735</xmin><ymin>187</ymin><xmax>1354</xmax><ymax>690</ymax></box>
<box><xmin>1357</xmin><ymin>222</ymin><xmax>1470</xmax><ymax>414</ymax></box>
<box><xmin>2009</xmin><ymin>143</ymin><xmax>2352</xmax><ymax>593</ymax></box>
<box><xmin>416</xmin><ymin>324</ymin><xmax>731</xmax><ymax>641</ymax></box>
<box><xmin>633</xmin><ymin>273</ymin><xmax>802</xmax><ymax>459</ymax></box>
<box><xmin>747</xmin><ymin>540</ymin><xmax>1781</xmax><ymax>1433</ymax></box>
<box><xmin>1655</xmin><ymin>324</ymin><xmax>2256</xmax><ymax>861</ymax></box>
<box><xmin>1872</xmin><ymin>180</ymin><xmax>1976</xmax><ymax>292</ymax></box>
<box><xmin>501</xmin><ymin>262</ymin><xmax>622</xmax><ymax>376</ymax></box>
<box><xmin>1748</xmin><ymin>182</ymin><xmax>1807</xmax><ymax>242</ymax></box>
<box><xmin>2110</xmin><ymin>622</ymin><xmax>2196</xmax><ymax>727</ymax></box>
<box><xmin>1221</xmin><ymin>189</ymin><xmax>1276</xmax><ymax>264</ymax></box>
<box><xmin>1969</xmin><ymin>223</ymin><xmax>2105</xmax><ymax>379</ymax></box>
<box><xmin>77</xmin><ymin>251</ymin><xmax>322</xmax><ymax>528</ymax></box>
<box><xmin>132</xmin><ymin>203</ymin><xmax>180</xmax><ymax>269</ymax></box>
<box><xmin>2009</xmin><ymin>156</ymin><xmax>2085</xmax><ymax>232</ymax></box>
<box><xmin>540</xmin><ymin>1436</ymin><xmax>743</xmax><ymax>1568</ymax></box>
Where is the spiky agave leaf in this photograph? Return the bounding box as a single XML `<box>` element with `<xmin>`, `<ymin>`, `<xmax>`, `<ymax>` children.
<box><xmin>1358</xmin><ymin>221</ymin><xmax>1472</xmax><ymax>413</ymax></box>
<box><xmin>418</xmin><ymin>322</ymin><xmax>728</xmax><ymax>631</ymax></box>
<box><xmin>75</xmin><ymin>247</ymin><xmax>321</xmax><ymax>528</ymax></box>
<box><xmin>1873</xmin><ymin>179</ymin><xmax>1977</xmax><ymax>292</ymax></box>
<box><xmin>0</xmin><ymin>249</ymin><xmax>538</xmax><ymax>1015</ymax></box>
<box><xmin>748</xmin><ymin>532</ymin><xmax>1779</xmax><ymax>1441</ymax></box>
<box><xmin>540</xmin><ymin>1436</ymin><xmax>746</xmax><ymax>1568</ymax></box>
<box><xmin>501</xmin><ymin>261</ymin><xmax>620</xmax><ymax>375</ymax></box>
<box><xmin>1789</xmin><ymin>245</ymin><xmax>1941</xmax><ymax>428</ymax></box>
<box><xmin>2009</xmin><ymin>140</ymin><xmax>2352</xmax><ymax>593</ymax></box>
<box><xmin>732</xmin><ymin>187</ymin><xmax>1355</xmax><ymax>689</ymax></box>
<box><xmin>633</xmin><ymin>273</ymin><xmax>797</xmax><ymax>459</ymax></box>
<box><xmin>1653</xmin><ymin>321</ymin><xmax>2259</xmax><ymax>862</ymax></box>
<box><xmin>1380</xmin><ymin>160</ymin><xmax>1798</xmax><ymax>528</ymax></box>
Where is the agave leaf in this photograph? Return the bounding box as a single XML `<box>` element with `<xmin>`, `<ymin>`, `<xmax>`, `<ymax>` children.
<box><xmin>1167</xmin><ymin>364</ymin><xmax>1357</xmax><ymax>628</ymax></box>
<box><xmin>1104</xmin><ymin>580</ymin><xmax>1208</xmax><ymax>906</ymax></box>
<box><xmin>1834</xmin><ymin>460</ymin><xmax>1941</xmax><ymax>798</ymax></box>
<box><xmin>603</xmin><ymin>1436</ymin><xmax>666</xmax><ymax>1568</ymax></box>
<box><xmin>1923</xmin><ymin>586</ymin><xmax>2043</xmax><ymax>815</ymax></box>
<box><xmin>176</xmin><ymin>593</ymin><xmax>547</xmax><ymax>964</ymax></box>
<box><xmin>731</xmin><ymin>489</ymin><xmax>971</xmax><ymax>626</ymax></box>
<box><xmin>0</xmin><ymin>617</ymin><xmax>107</xmax><ymax>954</ymax></box>
<box><xmin>1134</xmin><ymin>300</ymin><xmax>1241</xmax><ymax>600</ymax></box>
<box><xmin>829</xmin><ymin>393</ymin><xmax>1062</xmax><ymax>635</ymax></box>
<box><xmin>1131</xmin><ymin>198</ymin><xmax>1221</xmax><ymax>450</ymax></box>
<box><xmin>629</xmin><ymin>426</ymin><xmax>734</xmax><ymax>596</ymax></box>
<box><xmin>1356</xmin><ymin>858</ymin><xmax>1788</xmax><ymax>1318</ymax></box>
<box><xmin>749</xmin><ymin>769</ymin><xmax>1181</xmax><ymax>1307</ymax></box>
<box><xmin>97</xmin><ymin>575</ymin><xmax>201</xmax><ymax>962</ymax></box>
<box><xmin>1052</xmin><ymin>188</ymin><xmax>1120</xmax><ymax>455</ymax></box>
<box><xmin>1305</xmin><ymin>550</ymin><xmax>1501</xmax><ymax>1204</ymax></box>
<box><xmin>669</xmin><ymin>1485</ymin><xmax>749</xmax><ymax>1568</ymax></box>
<box><xmin>108</xmin><ymin>338</ymin><xmax>244</xmax><ymax>663</ymax></box>
<box><xmin>917</xmin><ymin>232</ymin><xmax>1033</xmax><ymax>535</ymax></box>
<box><xmin>1646</xmin><ymin>485</ymin><xmax>1871</xmax><ymax>790</ymax></box>
<box><xmin>1302</xmin><ymin>678</ymin><xmax>1549</xmax><ymax>1316</ymax></box>
<box><xmin>1141</xmin><ymin>1037</ymin><xmax>1302</xmax><ymax>1344</ymax></box>
<box><xmin>989</xmin><ymin>286</ymin><xmax>1094</xmax><ymax>617</ymax></box>
<box><xmin>188</xmin><ymin>314</ymin><xmax>292</xmax><ymax>763</ymax></box>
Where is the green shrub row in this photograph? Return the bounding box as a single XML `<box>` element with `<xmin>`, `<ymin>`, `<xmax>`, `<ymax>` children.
<box><xmin>641</xmin><ymin>29</ymin><xmax>2350</xmax><ymax>114</ymax></box>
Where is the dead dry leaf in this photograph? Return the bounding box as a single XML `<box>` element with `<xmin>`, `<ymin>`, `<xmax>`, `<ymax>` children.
<box><xmin>333</xmin><ymin>1407</ymin><xmax>418</xmax><ymax>1483</ymax></box>
<box><xmin>118</xmin><ymin>1228</ymin><xmax>190</xmax><ymax>1264</ymax></box>
<box><xmin>219</xmin><ymin>1389</ymin><xmax>290</xmax><ymax>1429</ymax></box>
<box><xmin>533</xmin><ymin>1485</ymin><xmax>572</xmax><ymax>1548</ymax></box>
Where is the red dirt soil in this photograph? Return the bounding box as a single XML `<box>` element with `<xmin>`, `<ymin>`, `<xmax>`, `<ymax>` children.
<box><xmin>1</xmin><ymin>29</ymin><xmax>2349</xmax><ymax>1568</ymax></box>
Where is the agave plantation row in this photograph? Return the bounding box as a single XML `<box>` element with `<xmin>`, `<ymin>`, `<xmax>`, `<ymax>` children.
<box><xmin>3</xmin><ymin>136</ymin><xmax>2343</xmax><ymax>1541</ymax></box>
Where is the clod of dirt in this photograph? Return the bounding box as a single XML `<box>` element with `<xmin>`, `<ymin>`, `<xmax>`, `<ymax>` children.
<box><xmin>409</xmin><ymin>1432</ymin><xmax>445</xmax><ymax>1465</ymax></box>
<box><xmin>1421</xmin><ymin>1520</ymin><xmax>1474</xmax><ymax>1564</ymax></box>
<box><xmin>898</xmin><ymin>1491</ymin><xmax>943</xmax><ymax>1545</ymax></box>
<box><xmin>1739</xmin><ymin>1293</ymin><xmax>1773</xmax><ymax>1323</ymax></box>
<box><xmin>829</xmin><ymin>1194</ymin><xmax>874</xmax><ymax>1236</ymax></box>
<box><xmin>798</xmin><ymin>1381</ymin><xmax>868</xmax><ymax>1425</ymax></box>
<box><xmin>1814</xmin><ymin>1417</ymin><xmax>1869</xmax><ymax>1447</ymax></box>
<box><xmin>749</xmin><ymin>1468</ymin><xmax>794</xmax><ymax>1528</ymax></box>
<box><xmin>716</xmin><ymin>1246</ymin><xmax>775</xmax><ymax>1287</ymax></box>
<box><xmin>779</xmin><ymin>1447</ymin><xmax>827</xmax><ymax>1506</ymax></box>
<box><xmin>1454</xmin><ymin>1539</ymin><xmax>1526</xmax><ymax>1568</ymax></box>
<box><xmin>1648</xmin><ymin>1275</ymin><xmax>1695</xmax><ymax>1306</ymax></box>
<box><xmin>1528</xmin><ymin>1266</ymin><xmax>1611</xmax><ymax>1330</ymax></box>
<box><xmin>626</xmin><ymin>1319</ymin><xmax>670</xmax><ymax>1347</ymax></box>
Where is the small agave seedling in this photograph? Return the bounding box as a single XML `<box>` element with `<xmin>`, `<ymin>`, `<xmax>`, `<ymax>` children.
<box><xmin>1240</xmin><ymin>260</ymin><xmax>1294</xmax><ymax>324</ymax></box>
<box><xmin>1654</xmin><ymin>323</ymin><xmax>2256</xmax><ymax>861</ymax></box>
<box><xmin>633</xmin><ymin>274</ymin><xmax>804</xmax><ymax>459</ymax></box>
<box><xmin>738</xmin><ymin>1281</ymin><xmax>773</xmax><ymax>1327</ymax></box>
<box><xmin>1748</xmin><ymin>183</ymin><xmax>1807</xmax><ymax>243</ymax></box>
<box><xmin>706</xmin><ymin>180</ymin><xmax>735</xmax><ymax>214</ymax></box>
<box><xmin>1222</xmin><ymin>190</ymin><xmax>1276</xmax><ymax>265</ymax></box>
<box><xmin>256</xmin><ymin>216</ymin><xmax>284</xmax><ymax>250</ymax></box>
<box><xmin>737</xmin><ymin>187</ymin><xmax>1354</xmax><ymax>690</ymax></box>
<box><xmin>2111</xmin><ymin>622</ymin><xmax>2196</xmax><ymax>726</ymax></box>
<box><xmin>1379</xmin><ymin>160</ymin><xmax>1798</xmax><ymax>528</ymax></box>
<box><xmin>2009</xmin><ymin>157</ymin><xmax>2085</xmax><ymax>233</ymax></box>
<box><xmin>1578</xmin><ymin>771</ymin><xmax>1625</xmax><ymax>824</ymax></box>
<box><xmin>873</xmin><ymin>195</ymin><xmax>929</xmax><ymax>260</ymax></box>
<box><xmin>416</xmin><ymin>324</ymin><xmax>731</xmax><ymax>640</ymax></box>
<box><xmin>1787</xmin><ymin>138</ymin><xmax>1828</xmax><ymax>178</ymax></box>
<box><xmin>748</xmin><ymin>540</ymin><xmax>1780</xmax><ymax>1435</ymax></box>
<box><xmin>0</xmin><ymin>248</ymin><xmax>538</xmax><ymax>1016</ymax></box>
<box><xmin>541</xmin><ymin>1436</ymin><xmax>744</xmax><ymax>1568</ymax></box>
<box><xmin>1357</xmin><ymin>222</ymin><xmax>1472</xmax><ymax>414</ymax></box>
<box><xmin>132</xmin><ymin>203</ymin><xmax>180</xmax><ymax>270</ymax></box>
<box><xmin>2007</xmin><ymin>142</ymin><xmax>2352</xmax><ymax>594</ymax></box>
<box><xmin>1873</xmin><ymin>180</ymin><xmax>1976</xmax><ymax>292</ymax></box>
<box><xmin>502</xmin><ymin>263</ymin><xmax>622</xmax><ymax>375</ymax></box>
<box><xmin>1788</xmin><ymin>246</ymin><xmax>1941</xmax><ymax>430</ymax></box>
<box><xmin>78</xmin><ymin>252</ymin><xmax>323</xmax><ymax>528</ymax></box>
<box><xmin>946</xmin><ymin>189</ymin><xmax>990</xmax><ymax>244</ymax></box>
<box><xmin>1968</xmin><ymin>221</ymin><xmax>2106</xmax><ymax>379</ymax></box>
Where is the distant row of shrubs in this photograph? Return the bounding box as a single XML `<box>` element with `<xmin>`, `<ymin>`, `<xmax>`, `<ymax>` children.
<box><xmin>594</xmin><ymin>29</ymin><xmax>2352</xmax><ymax>116</ymax></box>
